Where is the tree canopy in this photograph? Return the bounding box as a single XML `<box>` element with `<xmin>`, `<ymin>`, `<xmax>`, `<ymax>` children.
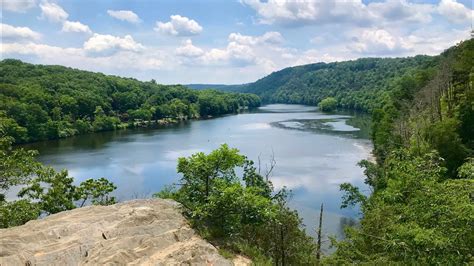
<box><xmin>155</xmin><ymin>144</ymin><xmax>317</xmax><ymax>264</ymax></box>
<box><xmin>0</xmin><ymin>59</ymin><xmax>261</xmax><ymax>143</ymax></box>
<box><xmin>318</xmin><ymin>97</ymin><xmax>337</xmax><ymax>112</ymax></box>
<box><xmin>0</xmin><ymin>119</ymin><xmax>118</xmax><ymax>228</ymax></box>
<box><xmin>227</xmin><ymin>56</ymin><xmax>436</xmax><ymax>112</ymax></box>
<box><xmin>326</xmin><ymin>39</ymin><xmax>474</xmax><ymax>264</ymax></box>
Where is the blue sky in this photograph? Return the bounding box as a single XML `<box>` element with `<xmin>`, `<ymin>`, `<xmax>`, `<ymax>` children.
<box><xmin>1</xmin><ymin>0</ymin><xmax>472</xmax><ymax>84</ymax></box>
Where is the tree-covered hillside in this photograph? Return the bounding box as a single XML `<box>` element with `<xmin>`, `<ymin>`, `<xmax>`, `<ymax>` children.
<box><xmin>236</xmin><ymin>56</ymin><xmax>437</xmax><ymax>111</ymax></box>
<box><xmin>0</xmin><ymin>60</ymin><xmax>260</xmax><ymax>143</ymax></box>
<box><xmin>326</xmin><ymin>39</ymin><xmax>473</xmax><ymax>264</ymax></box>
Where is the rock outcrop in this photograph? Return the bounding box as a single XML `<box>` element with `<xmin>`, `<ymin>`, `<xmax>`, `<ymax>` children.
<box><xmin>0</xmin><ymin>199</ymin><xmax>242</xmax><ymax>265</ymax></box>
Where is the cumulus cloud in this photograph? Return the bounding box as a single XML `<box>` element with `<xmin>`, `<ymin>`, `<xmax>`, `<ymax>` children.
<box><xmin>437</xmin><ymin>0</ymin><xmax>473</xmax><ymax>24</ymax></box>
<box><xmin>400</xmin><ymin>27</ymin><xmax>471</xmax><ymax>55</ymax></box>
<box><xmin>154</xmin><ymin>15</ymin><xmax>203</xmax><ymax>36</ymax></box>
<box><xmin>169</xmin><ymin>32</ymin><xmax>286</xmax><ymax>69</ymax></box>
<box><xmin>1</xmin><ymin>23</ymin><xmax>41</xmax><ymax>41</ymax></box>
<box><xmin>107</xmin><ymin>10</ymin><xmax>141</xmax><ymax>24</ymax></box>
<box><xmin>1</xmin><ymin>0</ymin><xmax>36</xmax><ymax>12</ymax></box>
<box><xmin>173</xmin><ymin>31</ymin><xmax>286</xmax><ymax>69</ymax></box>
<box><xmin>198</xmin><ymin>32</ymin><xmax>285</xmax><ymax>66</ymax></box>
<box><xmin>2</xmin><ymin>42</ymin><xmax>82</xmax><ymax>57</ymax></box>
<box><xmin>175</xmin><ymin>39</ymin><xmax>204</xmax><ymax>57</ymax></box>
<box><xmin>294</xmin><ymin>49</ymin><xmax>347</xmax><ymax>66</ymax></box>
<box><xmin>83</xmin><ymin>33</ymin><xmax>144</xmax><ymax>56</ymax></box>
<box><xmin>39</xmin><ymin>1</ymin><xmax>68</xmax><ymax>22</ymax></box>
<box><xmin>62</xmin><ymin>21</ymin><xmax>92</xmax><ymax>34</ymax></box>
<box><xmin>201</xmin><ymin>42</ymin><xmax>256</xmax><ymax>66</ymax></box>
<box><xmin>349</xmin><ymin>28</ymin><xmax>409</xmax><ymax>55</ymax></box>
<box><xmin>228</xmin><ymin>31</ymin><xmax>284</xmax><ymax>45</ymax></box>
<box><xmin>241</xmin><ymin>0</ymin><xmax>374</xmax><ymax>26</ymax></box>
<box><xmin>242</xmin><ymin>0</ymin><xmax>461</xmax><ymax>27</ymax></box>
<box><xmin>368</xmin><ymin>0</ymin><xmax>434</xmax><ymax>23</ymax></box>
<box><xmin>38</xmin><ymin>2</ymin><xmax>92</xmax><ymax>35</ymax></box>
<box><xmin>1</xmin><ymin>42</ymin><xmax>168</xmax><ymax>74</ymax></box>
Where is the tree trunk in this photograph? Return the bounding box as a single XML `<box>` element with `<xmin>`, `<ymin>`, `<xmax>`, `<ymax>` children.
<box><xmin>316</xmin><ymin>203</ymin><xmax>324</xmax><ymax>262</ymax></box>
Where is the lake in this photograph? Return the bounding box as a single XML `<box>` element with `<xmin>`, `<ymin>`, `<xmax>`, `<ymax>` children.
<box><xmin>23</xmin><ymin>104</ymin><xmax>372</xmax><ymax>250</ymax></box>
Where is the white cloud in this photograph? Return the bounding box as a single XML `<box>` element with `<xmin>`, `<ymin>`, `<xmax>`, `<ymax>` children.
<box><xmin>83</xmin><ymin>33</ymin><xmax>144</xmax><ymax>56</ymax></box>
<box><xmin>154</xmin><ymin>15</ymin><xmax>203</xmax><ymax>36</ymax></box>
<box><xmin>201</xmin><ymin>41</ymin><xmax>256</xmax><ymax>66</ymax></box>
<box><xmin>368</xmin><ymin>0</ymin><xmax>434</xmax><ymax>23</ymax></box>
<box><xmin>349</xmin><ymin>28</ymin><xmax>408</xmax><ymax>54</ymax></box>
<box><xmin>39</xmin><ymin>1</ymin><xmax>68</xmax><ymax>22</ymax></box>
<box><xmin>62</xmin><ymin>21</ymin><xmax>92</xmax><ymax>34</ymax></box>
<box><xmin>1</xmin><ymin>42</ymin><xmax>83</xmax><ymax>58</ymax></box>
<box><xmin>198</xmin><ymin>32</ymin><xmax>284</xmax><ymax>67</ymax></box>
<box><xmin>175</xmin><ymin>39</ymin><xmax>204</xmax><ymax>57</ymax></box>
<box><xmin>1</xmin><ymin>42</ymin><xmax>168</xmax><ymax>73</ymax></box>
<box><xmin>1</xmin><ymin>0</ymin><xmax>36</xmax><ymax>12</ymax></box>
<box><xmin>437</xmin><ymin>0</ymin><xmax>473</xmax><ymax>24</ymax></box>
<box><xmin>228</xmin><ymin>31</ymin><xmax>284</xmax><ymax>45</ymax></box>
<box><xmin>241</xmin><ymin>0</ymin><xmax>374</xmax><ymax>26</ymax></box>
<box><xmin>174</xmin><ymin>31</ymin><xmax>286</xmax><ymax>70</ymax></box>
<box><xmin>242</xmin><ymin>0</ymin><xmax>451</xmax><ymax>27</ymax></box>
<box><xmin>169</xmin><ymin>32</ymin><xmax>286</xmax><ymax>69</ymax></box>
<box><xmin>107</xmin><ymin>10</ymin><xmax>141</xmax><ymax>24</ymax></box>
<box><xmin>294</xmin><ymin>49</ymin><xmax>347</xmax><ymax>66</ymax></box>
<box><xmin>1</xmin><ymin>23</ymin><xmax>41</xmax><ymax>41</ymax></box>
<box><xmin>400</xmin><ymin>27</ymin><xmax>471</xmax><ymax>55</ymax></box>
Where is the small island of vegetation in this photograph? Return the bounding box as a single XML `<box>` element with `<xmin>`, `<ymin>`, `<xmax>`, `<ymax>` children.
<box><xmin>318</xmin><ymin>97</ymin><xmax>337</xmax><ymax>112</ymax></box>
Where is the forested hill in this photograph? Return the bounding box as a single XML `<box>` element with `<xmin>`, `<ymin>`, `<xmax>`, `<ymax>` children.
<box><xmin>236</xmin><ymin>56</ymin><xmax>438</xmax><ymax>111</ymax></box>
<box><xmin>0</xmin><ymin>60</ymin><xmax>260</xmax><ymax>143</ymax></box>
<box><xmin>326</xmin><ymin>39</ymin><xmax>474</xmax><ymax>264</ymax></box>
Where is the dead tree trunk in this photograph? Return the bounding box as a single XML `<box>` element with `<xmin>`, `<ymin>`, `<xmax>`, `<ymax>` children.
<box><xmin>316</xmin><ymin>203</ymin><xmax>324</xmax><ymax>262</ymax></box>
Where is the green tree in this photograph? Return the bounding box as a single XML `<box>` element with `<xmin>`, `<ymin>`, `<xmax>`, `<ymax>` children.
<box><xmin>18</xmin><ymin>168</ymin><xmax>76</xmax><ymax>215</ymax></box>
<box><xmin>156</xmin><ymin>145</ymin><xmax>316</xmax><ymax>264</ymax></box>
<box><xmin>0</xmin><ymin>199</ymin><xmax>40</xmax><ymax>228</ymax></box>
<box><xmin>327</xmin><ymin>150</ymin><xmax>474</xmax><ymax>264</ymax></box>
<box><xmin>318</xmin><ymin>97</ymin><xmax>337</xmax><ymax>112</ymax></box>
<box><xmin>0</xmin><ymin>128</ymin><xmax>39</xmax><ymax>200</ymax></box>
<box><xmin>177</xmin><ymin>144</ymin><xmax>245</xmax><ymax>203</ymax></box>
<box><xmin>74</xmin><ymin>178</ymin><xmax>117</xmax><ymax>207</ymax></box>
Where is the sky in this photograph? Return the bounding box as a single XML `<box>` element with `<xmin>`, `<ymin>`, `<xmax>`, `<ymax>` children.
<box><xmin>1</xmin><ymin>0</ymin><xmax>472</xmax><ymax>84</ymax></box>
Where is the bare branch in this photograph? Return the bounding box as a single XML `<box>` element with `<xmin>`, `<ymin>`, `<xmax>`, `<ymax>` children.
<box><xmin>264</xmin><ymin>149</ymin><xmax>277</xmax><ymax>180</ymax></box>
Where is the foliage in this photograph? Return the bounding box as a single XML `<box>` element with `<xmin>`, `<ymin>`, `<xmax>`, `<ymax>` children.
<box><xmin>457</xmin><ymin>158</ymin><xmax>474</xmax><ymax>179</ymax></box>
<box><xmin>327</xmin><ymin>39</ymin><xmax>474</xmax><ymax>264</ymax></box>
<box><xmin>235</xmin><ymin>56</ymin><xmax>436</xmax><ymax>112</ymax></box>
<box><xmin>15</xmin><ymin>168</ymin><xmax>118</xmax><ymax>216</ymax></box>
<box><xmin>74</xmin><ymin>178</ymin><xmax>117</xmax><ymax>207</ymax></box>
<box><xmin>0</xmin><ymin>59</ymin><xmax>261</xmax><ymax>143</ymax></box>
<box><xmin>339</xmin><ymin>182</ymin><xmax>366</xmax><ymax>209</ymax></box>
<box><xmin>0</xmin><ymin>121</ymin><xmax>40</xmax><ymax>199</ymax></box>
<box><xmin>328</xmin><ymin>150</ymin><xmax>474</xmax><ymax>264</ymax></box>
<box><xmin>0</xmin><ymin>199</ymin><xmax>40</xmax><ymax>228</ymax></box>
<box><xmin>155</xmin><ymin>144</ymin><xmax>316</xmax><ymax>264</ymax></box>
<box><xmin>318</xmin><ymin>97</ymin><xmax>337</xmax><ymax>112</ymax></box>
<box><xmin>18</xmin><ymin>167</ymin><xmax>77</xmax><ymax>214</ymax></box>
<box><xmin>0</xmin><ymin>117</ymin><xmax>117</xmax><ymax>228</ymax></box>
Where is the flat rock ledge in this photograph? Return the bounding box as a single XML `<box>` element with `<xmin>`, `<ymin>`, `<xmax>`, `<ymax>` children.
<box><xmin>0</xmin><ymin>199</ymin><xmax>246</xmax><ymax>265</ymax></box>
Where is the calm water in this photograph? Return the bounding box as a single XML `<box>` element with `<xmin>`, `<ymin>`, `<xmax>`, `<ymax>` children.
<box><xmin>23</xmin><ymin>104</ymin><xmax>372</xmax><ymax>248</ymax></box>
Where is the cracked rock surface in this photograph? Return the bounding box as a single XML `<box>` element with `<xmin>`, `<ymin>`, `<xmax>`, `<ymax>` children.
<box><xmin>0</xmin><ymin>199</ymin><xmax>237</xmax><ymax>266</ymax></box>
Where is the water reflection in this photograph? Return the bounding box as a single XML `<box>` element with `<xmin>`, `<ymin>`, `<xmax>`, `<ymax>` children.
<box><xmin>22</xmin><ymin>104</ymin><xmax>372</xmax><ymax>250</ymax></box>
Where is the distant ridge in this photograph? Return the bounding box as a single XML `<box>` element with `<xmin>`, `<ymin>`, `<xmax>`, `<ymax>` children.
<box><xmin>187</xmin><ymin>55</ymin><xmax>440</xmax><ymax>112</ymax></box>
<box><xmin>185</xmin><ymin>83</ymin><xmax>244</xmax><ymax>91</ymax></box>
